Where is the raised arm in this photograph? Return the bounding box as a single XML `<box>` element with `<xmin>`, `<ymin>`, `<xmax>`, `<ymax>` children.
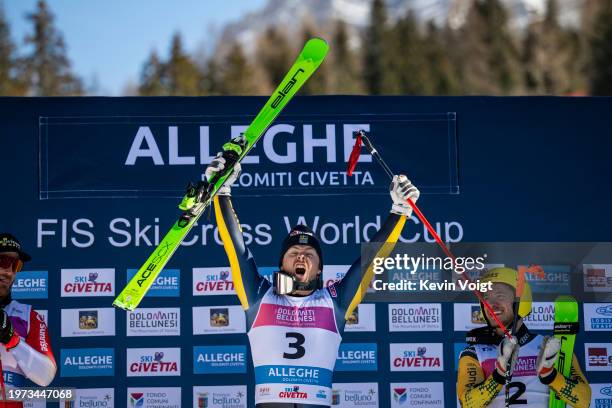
<box><xmin>208</xmin><ymin>155</ymin><xmax>269</xmax><ymax>311</ymax></box>
<box><xmin>334</xmin><ymin>175</ymin><xmax>419</xmax><ymax>319</ymax></box>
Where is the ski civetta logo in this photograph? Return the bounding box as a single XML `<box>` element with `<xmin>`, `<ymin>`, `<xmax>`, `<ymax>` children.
<box><xmin>601</xmin><ymin>386</ymin><xmax>612</xmax><ymax>396</ymax></box>
<box><xmin>596</xmin><ymin>305</ymin><xmax>612</xmax><ymax>316</ymax></box>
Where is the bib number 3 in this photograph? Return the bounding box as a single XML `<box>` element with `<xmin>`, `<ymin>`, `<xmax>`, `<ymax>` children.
<box><xmin>284</xmin><ymin>332</ymin><xmax>305</xmax><ymax>359</ymax></box>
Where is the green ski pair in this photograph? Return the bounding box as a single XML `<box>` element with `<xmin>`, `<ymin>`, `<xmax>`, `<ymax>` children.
<box><xmin>549</xmin><ymin>295</ymin><xmax>579</xmax><ymax>408</ymax></box>
<box><xmin>113</xmin><ymin>38</ymin><xmax>329</xmax><ymax>311</ymax></box>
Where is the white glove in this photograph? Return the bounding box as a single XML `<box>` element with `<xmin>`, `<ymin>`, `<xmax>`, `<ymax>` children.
<box><xmin>496</xmin><ymin>336</ymin><xmax>520</xmax><ymax>377</ymax></box>
<box><xmin>204</xmin><ymin>153</ymin><xmax>241</xmax><ymax>196</ymax></box>
<box><xmin>390</xmin><ymin>174</ymin><xmax>420</xmax><ymax>217</ymax></box>
<box><xmin>536</xmin><ymin>336</ymin><xmax>560</xmax><ymax>380</ymax></box>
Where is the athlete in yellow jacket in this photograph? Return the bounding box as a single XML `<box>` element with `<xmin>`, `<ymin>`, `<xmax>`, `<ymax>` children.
<box><xmin>457</xmin><ymin>267</ymin><xmax>591</xmax><ymax>408</ymax></box>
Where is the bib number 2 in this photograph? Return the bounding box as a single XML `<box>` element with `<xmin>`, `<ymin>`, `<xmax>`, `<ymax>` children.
<box><xmin>506</xmin><ymin>382</ymin><xmax>527</xmax><ymax>405</ymax></box>
<box><xmin>284</xmin><ymin>332</ymin><xmax>305</xmax><ymax>359</ymax></box>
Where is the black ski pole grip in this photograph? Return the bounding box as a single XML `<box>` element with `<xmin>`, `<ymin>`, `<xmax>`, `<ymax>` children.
<box><xmin>361</xmin><ymin>133</ymin><xmax>394</xmax><ymax>180</ymax></box>
<box><xmin>360</xmin><ymin>131</ymin><xmax>375</xmax><ymax>154</ymax></box>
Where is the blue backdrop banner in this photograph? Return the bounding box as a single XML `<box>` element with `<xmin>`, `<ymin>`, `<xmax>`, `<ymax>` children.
<box><xmin>1</xmin><ymin>95</ymin><xmax>612</xmax><ymax>408</ymax></box>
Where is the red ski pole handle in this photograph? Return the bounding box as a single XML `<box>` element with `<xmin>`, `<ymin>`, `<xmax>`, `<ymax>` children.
<box><xmin>355</xmin><ymin>130</ymin><xmax>511</xmax><ymax>337</ymax></box>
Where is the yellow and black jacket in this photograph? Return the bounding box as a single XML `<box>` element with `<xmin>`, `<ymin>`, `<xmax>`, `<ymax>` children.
<box><xmin>457</xmin><ymin>325</ymin><xmax>591</xmax><ymax>408</ymax></box>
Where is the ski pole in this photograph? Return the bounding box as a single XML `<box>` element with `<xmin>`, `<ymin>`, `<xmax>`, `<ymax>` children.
<box><xmin>505</xmin><ymin>267</ymin><xmax>527</xmax><ymax>406</ymax></box>
<box><xmin>503</xmin><ymin>264</ymin><xmax>544</xmax><ymax>406</ymax></box>
<box><xmin>351</xmin><ymin>130</ymin><xmax>512</xmax><ymax>337</ymax></box>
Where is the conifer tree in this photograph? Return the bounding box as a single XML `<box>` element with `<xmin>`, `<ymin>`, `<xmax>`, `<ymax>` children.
<box><xmin>256</xmin><ymin>27</ymin><xmax>292</xmax><ymax>90</ymax></box>
<box><xmin>590</xmin><ymin>0</ymin><xmax>612</xmax><ymax>94</ymax></box>
<box><xmin>425</xmin><ymin>22</ymin><xmax>460</xmax><ymax>95</ymax></box>
<box><xmin>460</xmin><ymin>0</ymin><xmax>523</xmax><ymax>95</ymax></box>
<box><xmin>523</xmin><ymin>0</ymin><xmax>580</xmax><ymax>94</ymax></box>
<box><xmin>23</xmin><ymin>0</ymin><xmax>82</xmax><ymax>95</ymax></box>
<box><xmin>164</xmin><ymin>33</ymin><xmax>202</xmax><ymax>95</ymax></box>
<box><xmin>138</xmin><ymin>50</ymin><xmax>165</xmax><ymax>96</ymax></box>
<box><xmin>219</xmin><ymin>42</ymin><xmax>260</xmax><ymax>95</ymax></box>
<box><xmin>394</xmin><ymin>12</ymin><xmax>431</xmax><ymax>94</ymax></box>
<box><xmin>330</xmin><ymin>19</ymin><xmax>363</xmax><ymax>94</ymax></box>
<box><xmin>363</xmin><ymin>0</ymin><xmax>395</xmax><ymax>94</ymax></box>
<box><xmin>0</xmin><ymin>2</ymin><xmax>27</xmax><ymax>95</ymax></box>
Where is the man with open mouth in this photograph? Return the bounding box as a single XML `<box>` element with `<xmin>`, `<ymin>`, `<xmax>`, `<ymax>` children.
<box><xmin>207</xmin><ymin>140</ymin><xmax>419</xmax><ymax>408</ymax></box>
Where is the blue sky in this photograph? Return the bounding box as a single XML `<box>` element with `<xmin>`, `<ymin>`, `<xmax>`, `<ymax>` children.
<box><xmin>4</xmin><ymin>0</ymin><xmax>266</xmax><ymax>95</ymax></box>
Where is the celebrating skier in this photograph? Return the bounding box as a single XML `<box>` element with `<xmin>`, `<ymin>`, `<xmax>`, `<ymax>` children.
<box><xmin>0</xmin><ymin>233</ymin><xmax>57</xmax><ymax>407</ymax></box>
<box><xmin>208</xmin><ymin>139</ymin><xmax>419</xmax><ymax>407</ymax></box>
<box><xmin>457</xmin><ymin>267</ymin><xmax>591</xmax><ymax>408</ymax></box>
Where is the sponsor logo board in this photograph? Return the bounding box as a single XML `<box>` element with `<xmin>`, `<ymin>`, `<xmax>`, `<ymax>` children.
<box><xmin>127</xmin><ymin>308</ymin><xmax>180</xmax><ymax>336</ymax></box>
<box><xmin>335</xmin><ymin>343</ymin><xmax>377</xmax><ymax>371</ymax></box>
<box><xmin>390</xmin><ymin>383</ymin><xmax>444</xmax><ymax>407</ymax></box>
<box><xmin>330</xmin><ymin>383</ymin><xmax>378</xmax><ymax>407</ymax></box>
<box><xmin>584</xmin><ymin>265</ymin><xmax>612</xmax><ymax>292</ymax></box>
<box><xmin>344</xmin><ymin>304</ymin><xmax>376</xmax><ymax>332</ymax></box>
<box><xmin>60</xmin><ymin>388</ymin><xmax>114</xmax><ymax>408</ymax></box>
<box><xmin>390</xmin><ymin>343</ymin><xmax>444</xmax><ymax>372</ymax></box>
<box><xmin>389</xmin><ymin>303</ymin><xmax>442</xmax><ymax>331</ymax></box>
<box><xmin>192</xmin><ymin>306</ymin><xmax>246</xmax><ymax>334</ymax></box>
<box><xmin>586</xmin><ymin>344</ymin><xmax>612</xmax><ymax>371</ymax></box>
<box><xmin>193</xmin><ymin>385</ymin><xmax>247</xmax><ymax>408</ymax></box>
<box><xmin>193</xmin><ymin>267</ymin><xmax>234</xmax><ymax>295</ymax></box>
<box><xmin>585</xmin><ymin>304</ymin><xmax>612</xmax><ymax>331</ymax></box>
<box><xmin>61</xmin><ymin>268</ymin><xmax>114</xmax><ymax>297</ymax></box>
<box><xmin>591</xmin><ymin>383</ymin><xmax>612</xmax><ymax>408</ymax></box>
<box><xmin>521</xmin><ymin>264</ymin><xmax>571</xmax><ymax>293</ymax></box>
<box><xmin>127</xmin><ymin>387</ymin><xmax>180</xmax><ymax>408</ymax></box>
<box><xmin>61</xmin><ymin>308</ymin><xmax>115</xmax><ymax>337</ymax></box>
<box><xmin>13</xmin><ymin>271</ymin><xmax>48</xmax><ymax>299</ymax></box>
<box><xmin>61</xmin><ymin>348</ymin><xmax>114</xmax><ymax>377</ymax></box>
<box><xmin>126</xmin><ymin>348</ymin><xmax>181</xmax><ymax>377</ymax></box>
<box><xmin>193</xmin><ymin>345</ymin><xmax>247</xmax><ymax>374</ymax></box>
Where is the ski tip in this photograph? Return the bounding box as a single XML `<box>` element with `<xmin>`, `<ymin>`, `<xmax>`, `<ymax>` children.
<box><xmin>302</xmin><ymin>38</ymin><xmax>329</xmax><ymax>61</ymax></box>
<box><xmin>554</xmin><ymin>295</ymin><xmax>579</xmax><ymax>321</ymax></box>
<box><xmin>112</xmin><ymin>298</ymin><xmax>136</xmax><ymax>312</ymax></box>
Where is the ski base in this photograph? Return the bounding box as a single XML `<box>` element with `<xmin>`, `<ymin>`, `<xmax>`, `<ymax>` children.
<box><xmin>113</xmin><ymin>38</ymin><xmax>329</xmax><ymax>311</ymax></box>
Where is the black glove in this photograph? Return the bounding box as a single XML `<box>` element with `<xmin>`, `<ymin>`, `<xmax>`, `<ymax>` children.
<box><xmin>0</xmin><ymin>309</ymin><xmax>15</xmax><ymax>344</ymax></box>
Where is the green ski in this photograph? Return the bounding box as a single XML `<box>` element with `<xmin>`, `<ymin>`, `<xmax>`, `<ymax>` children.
<box><xmin>548</xmin><ymin>295</ymin><xmax>579</xmax><ymax>408</ymax></box>
<box><xmin>113</xmin><ymin>38</ymin><xmax>329</xmax><ymax>311</ymax></box>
